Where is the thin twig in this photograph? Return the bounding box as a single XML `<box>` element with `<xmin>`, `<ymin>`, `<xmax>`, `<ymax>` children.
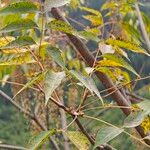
<box><xmin>132</xmin><ymin>62</ymin><xmax>146</xmax><ymax>89</ymax></box>
<box><xmin>82</xmin><ymin>105</ymin><xmax>135</xmax><ymax>112</ymax></box>
<box><xmin>135</xmin><ymin>3</ymin><xmax>150</xmax><ymax>53</ymax></box>
<box><xmin>0</xmin><ymin>144</ymin><xmax>27</xmax><ymax>150</ymax></box>
<box><xmin>67</xmin><ymin>17</ymin><xmax>86</xmax><ymax>28</ymax></box>
<box><xmin>62</xmin><ymin>115</ymin><xmax>77</xmax><ymax>131</ymax></box>
<box><xmin>28</xmin><ymin>48</ymin><xmax>45</xmax><ymax>71</ymax></box>
<box><xmin>99</xmin><ymin>75</ymin><xmax>150</xmax><ymax>94</ymax></box>
<box><xmin>78</xmin><ymin>47</ymin><xmax>102</xmax><ymax>110</ymax></box>
<box><xmin>0</xmin><ymin>80</ymin><xmax>40</xmax><ymax>92</ymax></box>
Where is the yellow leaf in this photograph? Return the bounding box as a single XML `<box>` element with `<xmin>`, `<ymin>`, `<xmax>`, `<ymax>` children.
<box><xmin>96</xmin><ymin>54</ymin><xmax>139</xmax><ymax>76</ymax></box>
<box><xmin>97</xmin><ymin>59</ymin><xmax>122</xmax><ymax>67</ymax></box>
<box><xmin>2</xmin><ymin>48</ymin><xmax>28</xmax><ymax>54</ymax></box>
<box><xmin>96</xmin><ymin>67</ymin><xmax>131</xmax><ymax>87</ymax></box>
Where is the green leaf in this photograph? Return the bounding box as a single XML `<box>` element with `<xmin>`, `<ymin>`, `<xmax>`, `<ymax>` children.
<box><xmin>70</xmin><ymin>70</ymin><xmax>104</xmax><ymax>105</ymax></box>
<box><xmin>93</xmin><ymin>127</ymin><xmax>124</xmax><ymax>149</ymax></box>
<box><xmin>123</xmin><ymin>111</ymin><xmax>147</xmax><ymax>128</ymax></box>
<box><xmin>137</xmin><ymin>100</ymin><xmax>150</xmax><ymax>114</ymax></box>
<box><xmin>44</xmin><ymin>70</ymin><xmax>65</xmax><ymax>105</ymax></box>
<box><xmin>1</xmin><ymin>36</ymin><xmax>36</xmax><ymax>49</ymax></box>
<box><xmin>0</xmin><ymin>19</ymin><xmax>38</xmax><ymax>33</ymax></box>
<box><xmin>0</xmin><ymin>2</ymin><xmax>38</xmax><ymax>14</ymax></box>
<box><xmin>100</xmin><ymin>54</ymin><xmax>139</xmax><ymax>76</ymax></box>
<box><xmin>14</xmin><ymin>72</ymin><xmax>46</xmax><ymax>98</ymax></box>
<box><xmin>28</xmin><ymin>129</ymin><xmax>56</xmax><ymax>150</ymax></box>
<box><xmin>66</xmin><ymin>131</ymin><xmax>90</xmax><ymax>150</ymax></box>
<box><xmin>46</xmin><ymin>46</ymin><xmax>65</xmax><ymax>68</ymax></box>
<box><xmin>0</xmin><ymin>53</ymin><xmax>36</xmax><ymax>66</ymax></box>
<box><xmin>48</xmin><ymin>19</ymin><xmax>76</xmax><ymax>34</ymax></box>
<box><xmin>44</xmin><ymin>0</ymin><xmax>71</xmax><ymax>11</ymax></box>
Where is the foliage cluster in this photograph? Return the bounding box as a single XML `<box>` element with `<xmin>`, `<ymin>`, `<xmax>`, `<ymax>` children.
<box><xmin>0</xmin><ymin>0</ymin><xmax>150</xmax><ymax>150</ymax></box>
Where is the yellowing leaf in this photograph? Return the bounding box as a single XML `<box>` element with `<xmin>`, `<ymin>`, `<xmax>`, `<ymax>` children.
<box><xmin>0</xmin><ymin>19</ymin><xmax>38</xmax><ymax>33</ymax></box>
<box><xmin>97</xmin><ymin>54</ymin><xmax>139</xmax><ymax>77</ymax></box>
<box><xmin>0</xmin><ymin>36</ymin><xmax>36</xmax><ymax>54</ymax></box>
<box><xmin>114</xmin><ymin>46</ymin><xmax>129</xmax><ymax>59</ymax></box>
<box><xmin>2</xmin><ymin>36</ymin><xmax>36</xmax><ymax>49</ymax></box>
<box><xmin>48</xmin><ymin>19</ymin><xmax>76</xmax><ymax>34</ymax></box>
<box><xmin>0</xmin><ymin>1</ymin><xmax>38</xmax><ymax>14</ymax></box>
<box><xmin>83</xmin><ymin>15</ymin><xmax>102</xmax><ymax>26</ymax></box>
<box><xmin>96</xmin><ymin>67</ymin><xmax>116</xmax><ymax>80</ymax></box>
<box><xmin>78</xmin><ymin>28</ymin><xmax>100</xmax><ymax>42</ymax></box>
<box><xmin>121</xmin><ymin>71</ymin><xmax>131</xmax><ymax>89</ymax></box>
<box><xmin>1</xmin><ymin>48</ymin><xmax>28</xmax><ymax>54</ymax></box>
<box><xmin>66</xmin><ymin>131</ymin><xmax>90</xmax><ymax>150</ymax></box>
<box><xmin>3</xmin><ymin>14</ymin><xmax>22</xmax><ymax>26</ymax></box>
<box><xmin>122</xmin><ymin>23</ymin><xmax>141</xmax><ymax>43</ymax></box>
<box><xmin>80</xmin><ymin>6</ymin><xmax>101</xmax><ymax>16</ymax></box>
<box><xmin>101</xmin><ymin>2</ymin><xmax>118</xmax><ymax>10</ymax></box>
<box><xmin>105</xmin><ymin>38</ymin><xmax>148</xmax><ymax>55</ymax></box>
<box><xmin>96</xmin><ymin>67</ymin><xmax>131</xmax><ymax>87</ymax></box>
<box><xmin>97</xmin><ymin>60</ymin><xmax>122</xmax><ymax>67</ymax></box>
<box><xmin>0</xmin><ymin>53</ymin><xmax>36</xmax><ymax>66</ymax></box>
<box><xmin>86</xmin><ymin>28</ymin><xmax>100</xmax><ymax>35</ymax></box>
<box><xmin>0</xmin><ymin>36</ymin><xmax>15</xmax><ymax>47</ymax></box>
<box><xmin>81</xmin><ymin>7</ymin><xmax>103</xmax><ymax>27</ymax></box>
<box><xmin>39</xmin><ymin>42</ymin><xmax>48</xmax><ymax>60</ymax></box>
